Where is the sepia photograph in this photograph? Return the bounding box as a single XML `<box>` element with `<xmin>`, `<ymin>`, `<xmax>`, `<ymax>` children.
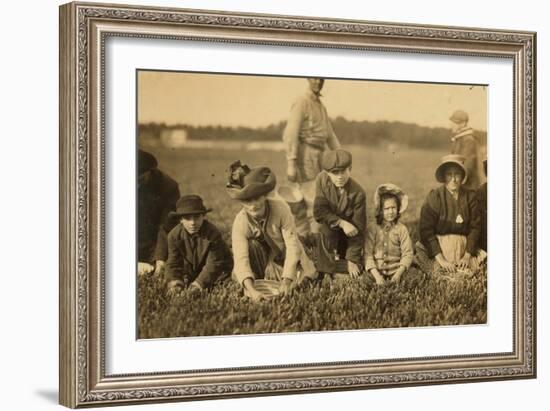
<box><xmin>136</xmin><ymin>71</ymin><xmax>488</xmax><ymax>338</ymax></box>
<box><xmin>58</xmin><ymin>3</ymin><xmax>536</xmax><ymax>406</ymax></box>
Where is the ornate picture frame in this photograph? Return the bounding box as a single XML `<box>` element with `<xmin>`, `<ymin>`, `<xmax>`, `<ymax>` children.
<box><xmin>59</xmin><ymin>1</ymin><xmax>536</xmax><ymax>408</ymax></box>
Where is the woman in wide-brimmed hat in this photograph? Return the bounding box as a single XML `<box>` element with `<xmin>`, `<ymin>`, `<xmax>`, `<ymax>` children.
<box><xmin>226</xmin><ymin>161</ymin><xmax>316</xmax><ymax>302</ymax></box>
<box><xmin>416</xmin><ymin>154</ymin><xmax>485</xmax><ymax>277</ymax></box>
<box><xmin>164</xmin><ymin>195</ymin><xmax>233</xmax><ymax>295</ymax></box>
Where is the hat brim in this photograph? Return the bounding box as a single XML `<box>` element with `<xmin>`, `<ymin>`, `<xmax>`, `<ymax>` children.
<box><xmin>435</xmin><ymin>161</ymin><xmax>467</xmax><ymax>184</ymax></box>
<box><xmin>374</xmin><ymin>184</ymin><xmax>409</xmax><ymax>214</ymax></box>
<box><xmin>168</xmin><ymin>208</ymin><xmax>212</xmax><ymax>218</ymax></box>
<box><xmin>227</xmin><ymin>173</ymin><xmax>277</xmax><ymax>200</ymax></box>
<box><xmin>326</xmin><ymin>167</ymin><xmax>349</xmax><ymax>173</ymax></box>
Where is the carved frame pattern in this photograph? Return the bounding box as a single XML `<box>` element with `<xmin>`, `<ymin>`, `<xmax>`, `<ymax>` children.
<box><xmin>59</xmin><ymin>2</ymin><xmax>536</xmax><ymax>408</ymax></box>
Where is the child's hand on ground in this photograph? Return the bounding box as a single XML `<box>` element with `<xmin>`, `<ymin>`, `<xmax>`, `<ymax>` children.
<box><xmin>248</xmin><ymin>288</ymin><xmax>266</xmax><ymax>303</ymax></box>
<box><xmin>339</xmin><ymin>220</ymin><xmax>358</xmax><ymax>237</ymax></box>
<box><xmin>188</xmin><ymin>281</ymin><xmax>204</xmax><ymax>295</ymax></box>
<box><xmin>138</xmin><ymin>262</ymin><xmax>154</xmax><ymax>276</ymax></box>
<box><xmin>348</xmin><ymin>261</ymin><xmax>361</xmax><ymax>279</ymax></box>
<box><xmin>279</xmin><ymin>278</ymin><xmax>294</xmax><ymax>295</ymax></box>
<box><xmin>370</xmin><ymin>269</ymin><xmax>386</xmax><ymax>286</ymax></box>
<box><xmin>166</xmin><ymin>280</ymin><xmax>185</xmax><ymax>297</ymax></box>
<box><xmin>243</xmin><ymin>278</ymin><xmax>266</xmax><ymax>303</ymax></box>
<box><xmin>154</xmin><ymin>260</ymin><xmax>165</xmax><ymax>276</ymax></box>
<box><xmin>390</xmin><ymin>267</ymin><xmax>405</xmax><ymax>283</ymax></box>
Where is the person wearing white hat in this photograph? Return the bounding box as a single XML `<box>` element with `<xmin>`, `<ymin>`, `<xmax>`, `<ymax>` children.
<box><xmin>365</xmin><ymin>183</ymin><xmax>413</xmax><ymax>286</ymax></box>
<box><xmin>416</xmin><ymin>154</ymin><xmax>485</xmax><ymax>277</ymax></box>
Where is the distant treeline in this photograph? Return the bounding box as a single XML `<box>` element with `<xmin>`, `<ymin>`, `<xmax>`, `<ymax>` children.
<box><xmin>139</xmin><ymin>118</ymin><xmax>486</xmax><ymax>150</ymax></box>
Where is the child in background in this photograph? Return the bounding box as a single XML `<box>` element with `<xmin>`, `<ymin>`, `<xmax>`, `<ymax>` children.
<box><xmin>365</xmin><ymin>184</ymin><xmax>413</xmax><ymax>285</ymax></box>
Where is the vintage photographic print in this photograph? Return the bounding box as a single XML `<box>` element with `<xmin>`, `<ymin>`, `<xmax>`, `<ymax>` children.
<box><xmin>136</xmin><ymin>70</ymin><xmax>488</xmax><ymax>339</ymax></box>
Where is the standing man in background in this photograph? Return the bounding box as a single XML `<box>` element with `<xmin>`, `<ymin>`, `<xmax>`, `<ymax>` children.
<box><xmin>282</xmin><ymin>78</ymin><xmax>341</xmax><ymax>235</ymax></box>
<box><xmin>449</xmin><ymin>109</ymin><xmax>486</xmax><ymax>190</ymax></box>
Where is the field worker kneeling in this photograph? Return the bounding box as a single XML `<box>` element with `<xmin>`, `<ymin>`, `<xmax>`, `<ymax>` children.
<box><xmin>312</xmin><ymin>149</ymin><xmax>367</xmax><ymax>279</ymax></box>
<box><xmin>416</xmin><ymin>154</ymin><xmax>485</xmax><ymax>279</ymax></box>
<box><xmin>137</xmin><ymin>149</ymin><xmax>180</xmax><ymax>277</ymax></box>
<box><xmin>226</xmin><ymin>161</ymin><xmax>317</xmax><ymax>302</ymax></box>
<box><xmin>165</xmin><ymin>195</ymin><xmax>233</xmax><ymax>296</ymax></box>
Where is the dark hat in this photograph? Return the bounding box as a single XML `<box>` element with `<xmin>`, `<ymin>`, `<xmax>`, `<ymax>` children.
<box><xmin>435</xmin><ymin>154</ymin><xmax>468</xmax><ymax>183</ymax></box>
<box><xmin>226</xmin><ymin>161</ymin><xmax>276</xmax><ymax>200</ymax></box>
<box><xmin>168</xmin><ymin>195</ymin><xmax>212</xmax><ymax>218</ymax></box>
<box><xmin>449</xmin><ymin>110</ymin><xmax>469</xmax><ymax>124</ymax></box>
<box><xmin>138</xmin><ymin>149</ymin><xmax>158</xmax><ymax>175</ymax></box>
<box><xmin>320</xmin><ymin>149</ymin><xmax>352</xmax><ymax>172</ymax></box>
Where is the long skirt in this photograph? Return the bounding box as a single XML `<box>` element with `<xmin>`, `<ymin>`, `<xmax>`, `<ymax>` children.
<box><xmin>415</xmin><ymin>234</ymin><xmax>487</xmax><ymax>278</ymax></box>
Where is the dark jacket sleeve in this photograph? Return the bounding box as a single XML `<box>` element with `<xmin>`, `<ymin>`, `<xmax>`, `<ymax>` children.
<box><xmin>419</xmin><ymin>190</ymin><xmax>442</xmax><ymax>258</ymax></box>
<box><xmin>153</xmin><ymin>176</ymin><xmax>180</xmax><ymax>262</ymax></box>
<box><xmin>465</xmin><ymin>191</ymin><xmax>481</xmax><ymax>255</ymax></box>
<box><xmin>194</xmin><ymin>227</ymin><xmax>233</xmax><ymax>289</ymax></box>
<box><xmin>313</xmin><ymin>174</ymin><xmax>341</xmax><ymax>227</ymax></box>
<box><xmin>351</xmin><ymin>189</ymin><xmax>367</xmax><ymax>233</ymax></box>
<box><xmin>345</xmin><ymin>190</ymin><xmax>366</xmax><ymax>266</ymax></box>
<box><xmin>461</xmin><ymin>138</ymin><xmax>478</xmax><ymax>185</ymax></box>
<box><xmin>165</xmin><ymin>230</ymin><xmax>184</xmax><ymax>283</ymax></box>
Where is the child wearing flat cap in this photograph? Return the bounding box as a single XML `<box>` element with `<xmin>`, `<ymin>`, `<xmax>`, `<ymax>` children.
<box><xmin>165</xmin><ymin>195</ymin><xmax>233</xmax><ymax>296</ymax></box>
<box><xmin>312</xmin><ymin>149</ymin><xmax>367</xmax><ymax>278</ymax></box>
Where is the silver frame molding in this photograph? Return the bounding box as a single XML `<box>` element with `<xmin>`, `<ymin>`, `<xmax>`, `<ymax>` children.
<box><xmin>59</xmin><ymin>2</ymin><xmax>536</xmax><ymax>408</ymax></box>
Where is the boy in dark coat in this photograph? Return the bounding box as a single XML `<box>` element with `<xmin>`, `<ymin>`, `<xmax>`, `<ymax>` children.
<box><xmin>165</xmin><ymin>195</ymin><xmax>233</xmax><ymax>295</ymax></box>
<box><xmin>312</xmin><ymin>149</ymin><xmax>367</xmax><ymax>277</ymax></box>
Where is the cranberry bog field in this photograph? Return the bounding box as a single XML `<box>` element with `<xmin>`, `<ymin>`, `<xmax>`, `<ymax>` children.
<box><xmin>137</xmin><ymin>145</ymin><xmax>487</xmax><ymax>338</ymax></box>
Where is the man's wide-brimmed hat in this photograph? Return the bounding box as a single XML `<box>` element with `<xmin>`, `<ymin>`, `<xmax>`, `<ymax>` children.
<box><xmin>320</xmin><ymin>149</ymin><xmax>352</xmax><ymax>172</ymax></box>
<box><xmin>374</xmin><ymin>183</ymin><xmax>409</xmax><ymax>215</ymax></box>
<box><xmin>138</xmin><ymin>149</ymin><xmax>158</xmax><ymax>175</ymax></box>
<box><xmin>435</xmin><ymin>154</ymin><xmax>468</xmax><ymax>184</ymax></box>
<box><xmin>226</xmin><ymin>160</ymin><xmax>277</xmax><ymax>200</ymax></box>
<box><xmin>168</xmin><ymin>195</ymin><xmax>212</xmax><ymax>218</ymax></box>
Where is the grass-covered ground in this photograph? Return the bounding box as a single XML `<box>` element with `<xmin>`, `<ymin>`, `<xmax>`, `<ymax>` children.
<box><xmin>137</xmin><ymin>145</ymin><xmax>487</xmax><ymax>338</ymax></box>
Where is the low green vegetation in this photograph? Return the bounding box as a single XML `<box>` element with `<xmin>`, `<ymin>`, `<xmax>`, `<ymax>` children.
<box><xmin>137</xmin><ymin>146</ymin><xmax>487</xmax><ymax>338</ymax></box>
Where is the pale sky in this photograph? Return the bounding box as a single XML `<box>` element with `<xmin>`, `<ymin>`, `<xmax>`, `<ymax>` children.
<box><xmin>138</xmin><ymin>71</ymin><xmax>487</xmax><ymax>131</ymax></box>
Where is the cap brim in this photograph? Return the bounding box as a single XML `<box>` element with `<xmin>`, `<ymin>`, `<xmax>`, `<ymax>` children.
<box><xmin>435</xmin><ymin>161</ymin><xmax>467</xmax><ymax>183</ymax></box>
<box><xmin>168</xmin><ymin>209</ymin><xmax>211</xmax><ymax>218</ymax></box>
